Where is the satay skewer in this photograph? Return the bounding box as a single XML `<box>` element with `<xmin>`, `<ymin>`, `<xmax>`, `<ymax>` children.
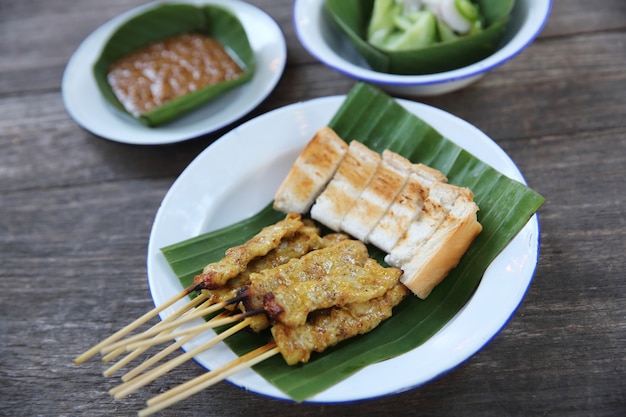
<box><xmin>138</xmin><ymin>283</ymin><xmax>409</xmax><ymax>415</ymax></box>
<box><xmin>103</xmin><ymin>309</ymin><xmax>230</xmax><ymax>378</ymax></box>
<box><xmin>138</xmin><ymin>343</ymin><xmax>280</xmax><ymax>417</ymax></box>
<box><xmin>108</xmin><ymin>239</ymin><xmax>383</xmax><ymax>359</ymax></box>
<box><xmin>103</xmin><ymin>238</ymin><xmax>401</xmax><ymax>407</ymax></box>
<box><xmin>75</xmin><ymin>213</ymin><xmax>303</xmax><ymax>366</ymax></box>
<box><xmin>110</xmin><ymin>317</ymin><xmax>256</xmax><ymax>399</ymax></box>
<box><xmin>98</xmin><ymin>296</ymin><xmax>243</xmax><ymax>355</ymax></box>
<box><xmin>121</xmin><ymin>308</ymin><xmax>263</xmax><ymax>354</ymax></box>
<box><xmin>74</xmin><ymin>284</ymin><xmax>205</xmax><ymax>365</ymax></box>
<box><xmin>119</xmin><ymin>324</ymin><xmax>208</xmax><ymax>382</ymax></box>
<box><xmin>76</xmin><ymin>217</ymin><xmax>410</xmax><ymax>412</ymax></box>
<box><xmin>101</xmin><ymin>292</ymin><xmax>211</xmax><ymax>369</ymax></box>
<box><xmin>106</xmin><ymin>239</ymin><xmax>400</xmax><ymax>389</ymax></box>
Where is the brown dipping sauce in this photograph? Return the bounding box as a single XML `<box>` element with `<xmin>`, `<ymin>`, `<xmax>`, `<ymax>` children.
<box><xmin>107</xmin><ymin>33</ymin><xmax>244</xmax><ymax>116</ymax></box>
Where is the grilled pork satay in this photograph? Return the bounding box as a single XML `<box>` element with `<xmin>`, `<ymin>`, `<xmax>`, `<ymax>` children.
<box><xmin>201</xmin><ymin>220</ymin><xmax>325</xmax><ymax>305</ymax></box>
<box><xmin>138</xmin><ymin>284</ymin><xmax>409</xmax><ymax>416</ymax></box>
<box><xmin>193</xmin><ymin>212</ymin><xmax>303</xmax><ymax>290</ymax></box>
<box><xmin>271</xmin><ymin>283</ymin><xmax>410</xmax><ymax>365</ymax></box>
<box><xmin>241</xmin><ymin>239</ymin><xmax>370</xmax><ymax>312</ymax></box>
<box><xmin>240</xmin><ymin>240</ymin><xmax>402</xmax><ymax>328</ymax></box>
<box><xmin>203</xmin><ymin>222</ymin><xmax>350</xmax><ymax>331</ymax></box>
<box><xmin>265</xmin><ymin>257</ymin><xmax>402</xmax><ymax>327</ymax></box>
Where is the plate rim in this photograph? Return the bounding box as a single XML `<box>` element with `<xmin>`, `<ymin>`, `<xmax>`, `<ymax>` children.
<box><xmin>146</xmin><ymin>95</ymin><xmax>540</xmax><ymax>402</ymax></box>
<box><xmin>61</xmin><ymin>0</ymin><xmax>286</xmax><ymax>144</ymax></box>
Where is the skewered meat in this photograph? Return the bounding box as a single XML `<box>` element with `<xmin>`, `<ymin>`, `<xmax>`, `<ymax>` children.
<box><xmin>271</xmin><ymin>283</ymin><xmax>410</xmax><ymax>365</ymax></box>
<box><xmin>264</xmin><ymin>255</ymin><xmax>402</xmax><ymax>327</ymax></box>
<box><xmin>242</xmin><ymin>239</ymin><xmax>370</xmax><ymax>312</ymax></box>
<box><xmin>201</xmin><ymin>220</ymin><xmax>326</xmax><ymax>305</ymax></box>
<box><xmin>203</xmin><ymin>221</ymin><xmax>350</xmax><ymax>331</ymax></box>
<box><xmin>193</xmin><ymin>212</ymin><xmax>303</xmax><ymax>290</ymax></box>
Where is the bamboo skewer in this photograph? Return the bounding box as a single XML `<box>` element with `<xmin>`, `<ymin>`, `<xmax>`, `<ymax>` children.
<box><xmin>101</xmin><ymin>346</ymin><xmax>127</xmax><ymax>365</ymax></box>
<box><xmin>102</xmin><ymin>307</ymin><xmax>222</xmax><ymax>378</ymax></box>
<box><xmin>102</xmin><ymin>320</ymin><xmax>183</xmax><ymax>376</ymax></box>
<box><xmin>120</xmin><ymin>312</ymin><xmax>227</xmax><ymax>352</ymax></box>
<box><xmin>115</xmin><ymin>311</ymin><xmax>232</xmax><ymax>380</ymax></box>
<box><xmin>120</xmin><ymin>308</ymin><xmax>263</xmax><ymax>353</ymax></box>
<box><xmin>103</xmin><ymin>344</ymin><xmax>149</xmax><ymax>378</ymax></box>
<box><xmin>74</xmin><ymin>284</ymin><xmax>203</xmax><ymax>365</ymax></box>
<box><xmin>98</xmin><ymin>296</ymin><xmax>234</xmax><ymax>355</ymax></box>
<box><xmin>110</xmin><ymin>318</ymin><xmax>254</xmax><ymax>399</ymax></box>
<box><xmin>138</xmin><ymin>343</ymin><xmax>280</xmax><ymax>417</ymax></box>
<box><xmin>101</xmin><ymin>293</ymin><xmax>210</xmax><ymax>372</ymax></box>
<box><xmin>120</xmin><ymin>325</ymin><xmax>206</xmax><ymax>382</ymax></box>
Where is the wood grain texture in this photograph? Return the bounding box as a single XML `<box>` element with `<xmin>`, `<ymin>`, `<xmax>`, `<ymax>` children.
<box><xmin>1</xmin><ymin>0</ymin><xmax>624</xmax><ymax>416</ymax></box>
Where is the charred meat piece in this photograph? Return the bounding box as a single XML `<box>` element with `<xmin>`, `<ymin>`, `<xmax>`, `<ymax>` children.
<box><xmin>201</xmin><ymin>220</ymin><xmax>325</xmax><ymax>305</ymax></box>
<box><xmin>193</xmin><ymin>212</ymin><xmax>303</xmax><ymax>290</ymax></box>
<box><xmin>242</xmin><ymin>239</ymin><xmax>371</xmax><ymax>313</ymax></box>
<box><xmin>203</xmin><ymin>222</ymin><xmax>349</xmax><ymax>332</ymax></box>
<box><xmin>264</xmin><ymin>257</ymin><xmax>402</xmax><ymax>327</ymax></box>
<box><xmin>271</xmin><ymin>283</ymin><xmax>409</xmax><ymax>365</ymax></box>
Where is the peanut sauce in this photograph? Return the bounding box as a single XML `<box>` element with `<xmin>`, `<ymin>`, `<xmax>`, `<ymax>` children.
<box><xmin>107</xmin><ymin>33</ymin><xmax>244</xmax><ymax>116</ymax></box>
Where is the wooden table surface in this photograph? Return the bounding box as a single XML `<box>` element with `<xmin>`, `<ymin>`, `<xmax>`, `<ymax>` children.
<box><xmin>1</xmin><ymin>1</ymin><xmax>625</xmax><ymax>416</ymax></box>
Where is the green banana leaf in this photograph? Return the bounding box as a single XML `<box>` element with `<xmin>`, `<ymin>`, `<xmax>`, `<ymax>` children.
<box><xmin>324</xmin><ymin>0</ymin><xmax>515</xmax><ymax>74</ymax></box>
<box><xmin>93</xmin><ymin>4</ymin><xmax>255</xmax><ymax>127</ymax></box>
<box><xmin>161</xmin><ymin>82</ymin><xmax>544</xmax><ymax>401</ymax></box>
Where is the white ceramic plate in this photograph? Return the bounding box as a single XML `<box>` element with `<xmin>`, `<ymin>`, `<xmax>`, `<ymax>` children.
<box><xmin>62</xmin><ymin>0</ymin><xmax>286</xmax><ymax>145</ymax></box>
<box><xmin>147</xmin><ymin>96</ymin><xmax>540</xmax><ymax>402</ymax></box>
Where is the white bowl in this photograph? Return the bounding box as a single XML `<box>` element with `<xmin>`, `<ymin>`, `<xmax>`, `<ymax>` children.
<box><xmin>294</xmin><ymin>0</ymin><xmax>552</xmax><ymax>96</ymax></box>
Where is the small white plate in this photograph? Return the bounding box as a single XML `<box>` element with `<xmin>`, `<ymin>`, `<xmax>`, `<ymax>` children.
<box><xmin>62</xmin><ymin>0</ymin><xmax>286</xmax><ymax>145</ymax></box>
<box><xmin>147</xmin><ymin>96</ymin><xmax>540</xmax><ymax>402</ymax></box>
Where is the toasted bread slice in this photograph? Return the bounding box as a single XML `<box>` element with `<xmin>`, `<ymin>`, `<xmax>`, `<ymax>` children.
<box><xmin>273</xmin><ymin>127</ymin><xmax>348</xmax><ymax>214</ymax></box>
<box><xmin>310</xmin><ymin>141</ymin><xmax>381</xmax><ymax>230</ymax></box>
<box><xmin>413</xmin><ymin>162</ymin><xmax>448</xmax><ymax>184</ymax></box>
<box><xmin>385</xmin><ymin>182</ymin><xmax>472</xmax><ymax>267</ymax></box>
<box><xmin>367</xmin><ymin>172</ymin><xmax>430</xmax><ymax>253</ymax></box>
<box><xmin>399</xmin><ymin>194</ymin><xmax>482</xmax><ymax>299</ymax></box>
<box><xmin>368</xmin><ymin>162</ymin><xmax>448</xmax><ymax>252</ymax></box>
<box><xmin>340</xmin><ymin>150</ymin><xmax>413</xmax><ymax>241</ymax></box>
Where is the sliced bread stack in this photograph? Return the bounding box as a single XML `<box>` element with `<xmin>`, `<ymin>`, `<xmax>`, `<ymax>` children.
<box><xmin>273</xmin><ymin>127</ymin><xmax>482</xmax><ymax>299</ymax></box>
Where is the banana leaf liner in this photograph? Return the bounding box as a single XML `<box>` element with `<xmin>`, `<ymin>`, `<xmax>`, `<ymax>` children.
<box><xmin>324</xmin><ymin>0</ymin><xmax>515</xmax><ymax>75</ymax></box>
<box><xmin>93</xmin><ymin>3</ymin><xmax>255</xmax><ymax>127</ymax></box>
<box><xmin>161</xmin><ymin>82</ymin><xmax>545</xmax><ymax>401</ymax></box>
